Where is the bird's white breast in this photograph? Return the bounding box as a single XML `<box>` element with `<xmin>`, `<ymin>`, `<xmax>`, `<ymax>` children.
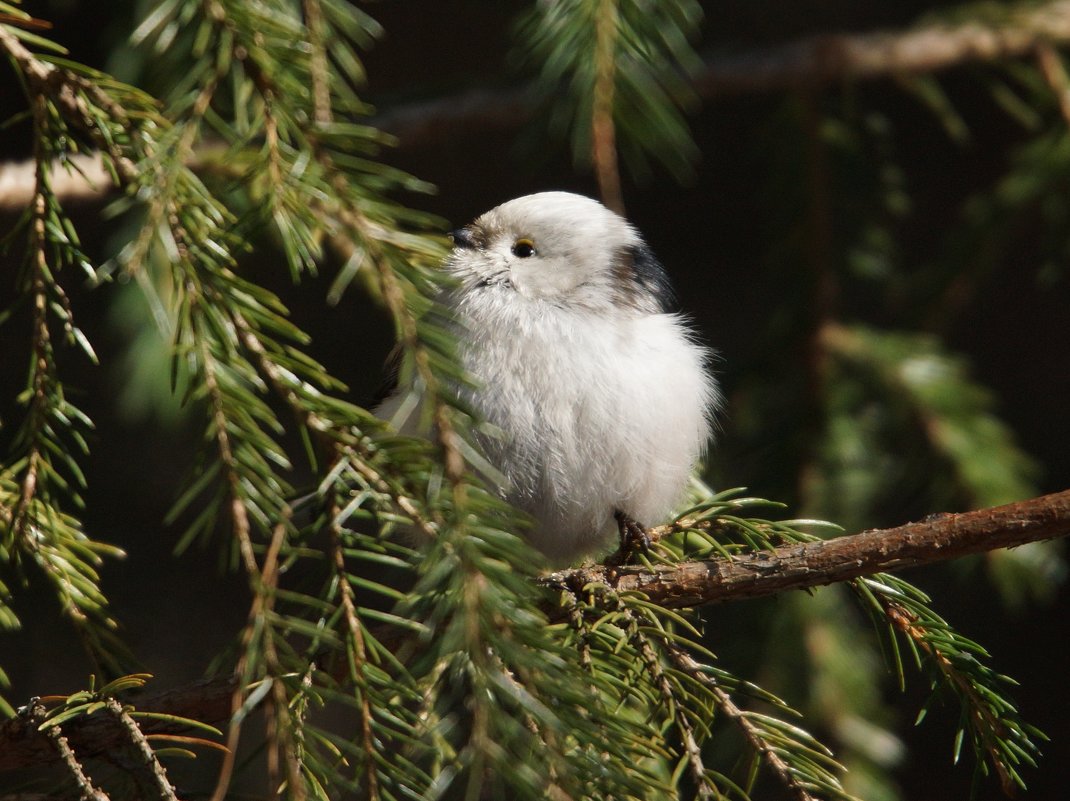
<box><xmin>454</xmin><ymin>290</ymin><xmax>716</xmax><ymax>563</ymax></box>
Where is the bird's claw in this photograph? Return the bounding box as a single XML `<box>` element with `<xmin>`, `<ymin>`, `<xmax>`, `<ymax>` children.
<box><xmin>609</xmin><ymin>510</ymin><xmax>650</xmax><ymax>565</ymax></box>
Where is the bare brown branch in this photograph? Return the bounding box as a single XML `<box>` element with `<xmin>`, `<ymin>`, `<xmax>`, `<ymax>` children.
<box><xmin>546</xmin><ymin>489</ymin><xmax>1070</xmax><ymax>610</ymax></box>
<box><xmin>693</xmin><ymin>0</ymin><xmax>1070</xmax><ymax>95</ymax></box>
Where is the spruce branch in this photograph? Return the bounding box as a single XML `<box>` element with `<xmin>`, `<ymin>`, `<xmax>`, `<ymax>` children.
<box><xmin>377</xmin><ymin>0</ymin><xmax>1070</xmax><ymax>147</ymax></box>
<box><xmin>327</xmin><ymin>514</ymin><xmax>380</xmax><ymax>801</ymax></box>
<box><xmin>610</xmin><ymin>592</ymin><xmax>728</xmax><ymax>799</ymax></box>
<box><xmin>11</xmin><ymin>2</ymin><xmax>1070</xmax><ymax>206</ymax></box>
<box><xmin>2</xmin><ymin>491</ymin><xmax>1063</xmax><ymax>772</ymax></box>
<box><xmin>547</xmin><ymin>488</ymin><xmax>1070</xmax><ymax>609</ymax></box>
<box><xmin>853</xmin><ymin>574</ymin><xmax>1044</xmax><ymax>795</ymax></box>
<box><xmin>1</xmin><ymin>19</ymin><xmax>129</xmax><ymax>676</ymax></box>
<box><xmin>591</xmin><ymin>0</ymin><xmax>624</xmax><ymax>213</ymax></box>
<box><xmin>22</xmin><ymin>699</ymin><xmax>112</xmax><ymax>801</ymax></box>
<box><xmin>518</xmin><ymin>0</ymin><xmax>703</xmax><ymax>195</ymax></box>
<box><xmin>210</xmin><ymin>516</ymin><xmax>297</xmax><ymax>801</ymax></box>
<box><xmin>709</xmin><ymin>675</ymin><xmax>850</xmax><ymax>801</ymax></box>
<box><xmin>4</xmin><ymin>676</ymin><xmax>218</xmax><ymax>801</ymax></box>
<box><xmin>103</xmin><ymin>698</ymin><xmax>179</xmax><ymax>801</ymax></box>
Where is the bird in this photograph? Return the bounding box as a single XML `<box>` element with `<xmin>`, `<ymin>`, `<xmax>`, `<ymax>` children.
<box><xmin>377</xmin><ymin>191</ymin><xmax>718</xmax><ymax>565</ymax></box>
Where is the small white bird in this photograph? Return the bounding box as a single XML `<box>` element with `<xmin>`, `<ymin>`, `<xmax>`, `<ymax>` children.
<box><xmin>380</xmin><ymin>191</ymin><xmax>718</xmax><ymax>565</ymax></box>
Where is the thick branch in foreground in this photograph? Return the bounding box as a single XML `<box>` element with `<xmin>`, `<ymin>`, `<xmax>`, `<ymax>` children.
<box><xmin>546</xmin><ymin>489</ymin><xmax>1070</xmax><ymax>610</ymax></box>
<box><xmin>1</xmin><ymin>489</ymin><xmax>1068</xmax><ymax>772</ymax></box>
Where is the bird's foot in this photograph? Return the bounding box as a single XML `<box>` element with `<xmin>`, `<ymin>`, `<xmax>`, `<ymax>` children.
<box><xmin>608</xmin><ymin>510</ymin><xmax>651</xmax><ymax>566</ymax></box>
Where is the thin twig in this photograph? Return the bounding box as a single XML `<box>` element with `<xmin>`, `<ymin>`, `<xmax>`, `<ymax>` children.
<box><xmin>302</xmin><ymin>0</ymin><xmax>332</xmax><ymax>126</ymax></box>
<box><xmin>880</xmin><ymin>601</ymin><xmax>1017</xmax><ymax>795</ymax></box>
<box><xmin>104</xmin><ymin>699</ymin><xmax>179</xmax><ymax>801</ymax></box>
<box><xmin>10</xmin><ymin>94</ymin><xmax>53</xmax><ymax>545</ymax></box>
<box><xmin>44</xmin><ymin>724</ymin><xmax>112</xmax><ymax>801</ymax></box>
<box><xmin>29</xmin><ymin>700</ymin><xmax>112</xmax><ymax>801</ymax></box>
<box><xmin>210</xmin><ymin>516</ymin><xmax>302</xmax><ymax>801</ymax></box>
<box><xmin>666</xmin><ymin>647</ymin><xmax>824</xmax><ymax>801</ymax></box>
<box><xmin>591</xmin><ymin>0</ymin><xmax>624</xmax><ymax>215</ymax></box>
<box><xmin>329</xmin><ymin>505</ymin><xmax>381</xmax><ymax>801</ymax></box>
<box><xmin>620</xmin><ymin>603</ymin><xmax>712</xmax><ymax>799</ymax></box>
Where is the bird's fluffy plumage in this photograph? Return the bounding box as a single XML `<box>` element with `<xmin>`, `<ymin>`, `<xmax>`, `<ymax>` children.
<box><xmin>380</xmin><ymin>191</ymin><xmax>718</xmax><ymax>564</ymax></box>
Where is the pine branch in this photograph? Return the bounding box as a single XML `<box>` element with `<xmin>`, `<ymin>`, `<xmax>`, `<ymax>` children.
<box><xmin>2</xmin><ymin>489</ymin><xmax>1064</xmax><ymax>773</ymax></box>
<box><xmin>546</xmin><ymin>488</ymin><xmax>1070</xmax><ymax>610</ymax></box>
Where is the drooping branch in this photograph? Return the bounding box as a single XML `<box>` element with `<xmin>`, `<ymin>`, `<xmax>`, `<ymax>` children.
<box><xmin>2</xmin><ymin>489</ymin><xmax>1068</xmax><ymax>773</ymax></box>
<box><xmin>546</xmin><ymin>489</ymin><xmax>1070</xmax><ymax>610</ymax></box>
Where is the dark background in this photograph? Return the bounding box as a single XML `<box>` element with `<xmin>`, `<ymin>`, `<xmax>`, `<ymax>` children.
<box><xmin>1</xmin><ymin>2</ymin><xmax>1068</xmax><ymax>800</ymax></box>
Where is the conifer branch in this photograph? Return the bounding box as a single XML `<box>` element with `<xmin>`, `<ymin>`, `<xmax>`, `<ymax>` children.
<box><xmin>2</xmin><ymin>20</ymin><xmax>127</xmax><ymax>670</ymax></box>
<box><xmin>8</xmin><ymin>2</ymin><xmax>1070</xmax><ymax>206</ymax></box>
<box><xmin>706</xmin><ymin>675</ymin><xmax>841</xmax><ymax>801</ymax></box>
<box><xmin>1</xmin><ymin>490</ymin><xmax>1065</xmax><ymax>772</ymax></box>
<box><xmin>328</xmin><ymin>509</ymin><xmax>381</xmax><ymax>801</ymax></box>
<box><xmin>46</xmin><ymin>730</ymin><xmax>111</xmax><ymax>801</ymax></box>
<box><xmin>883</xmin><ymin>600</ymin><xmax>1019</xmax><ymax>794</ymax></box>
<box><xmin>103</xmin><ymin>699</ymin><xmax>178</xmax><ymax>801</ymax></box>
<box><xmin>592</xmin><ymin>0</ymin><xmax>624</xmax><ymax>214</ymax></box>
<box><xmin>547</xmin><ymin>488</ymin><xmax>1070</xmax><ymax>610</ymax></box>
<box><xmin>852</xmin><ymin>572</ymin><xmax>1043</xmax><ymax>794</ymax></box>
<box><xmin>621</xmin><ymin>602</ymin><xmax>716</xmax><ymax>798</ymax></box>
<box><xmin>302</xmin><ymin>0</ymin><xmax>332</xmax><ymax>126</ymax></box>
<box><xmin>378</xmin><ymin>0</ymin><xmax>1070</xmax><ymax>145</ymax></box>
<box><xmin>210</xmin><ymin>517</ymin><xmax>295</xmax><ymax>801</ymax></box>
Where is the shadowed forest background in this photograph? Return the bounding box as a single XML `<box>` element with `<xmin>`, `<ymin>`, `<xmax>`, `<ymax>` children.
<box><xmin>1</xmin><ymin>2</ymin><xmax>1069</xmax><ymax>800</ymax></box>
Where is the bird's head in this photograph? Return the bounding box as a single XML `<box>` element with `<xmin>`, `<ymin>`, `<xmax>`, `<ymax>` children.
<box><xmin>446</xmin><ymin>191</ymin><xmax>676</xmax><ymax>314</ymax></box>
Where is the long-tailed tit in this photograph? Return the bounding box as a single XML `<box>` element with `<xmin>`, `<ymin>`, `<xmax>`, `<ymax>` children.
<box><xmin>378</xmin><ymin>191</ymin><xmax>718</xmax><ymax>564</ymax></box>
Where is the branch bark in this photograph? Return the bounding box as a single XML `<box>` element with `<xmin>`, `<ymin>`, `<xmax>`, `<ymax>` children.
<box><xmin>546</xmin><ymin>488</ymin><xmax>1070</xmax><ymax>609</ymax></box>
<box><xmin>2</xmin><ymin>489</ymin><xmax>1068</xmax><ymax>773</ymax></box>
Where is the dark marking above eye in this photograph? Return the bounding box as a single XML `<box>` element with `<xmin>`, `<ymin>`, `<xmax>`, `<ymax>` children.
<box><xmin>512</xmin><ymin>238</ymin><xmax>537</xmax><ymax>258</ymax></box>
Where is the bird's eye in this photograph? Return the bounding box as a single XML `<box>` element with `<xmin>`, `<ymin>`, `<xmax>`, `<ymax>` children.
<box><xmin>512</xmin><ymin>238</ymin><xmax>537</xmax><ymax>258</ymax></box>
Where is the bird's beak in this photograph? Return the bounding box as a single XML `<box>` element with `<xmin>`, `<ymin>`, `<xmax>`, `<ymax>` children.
<box><xmin>449</xmin><ymin>227</ymin><xmax>478</xmax><ymax>249</ymax></box>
